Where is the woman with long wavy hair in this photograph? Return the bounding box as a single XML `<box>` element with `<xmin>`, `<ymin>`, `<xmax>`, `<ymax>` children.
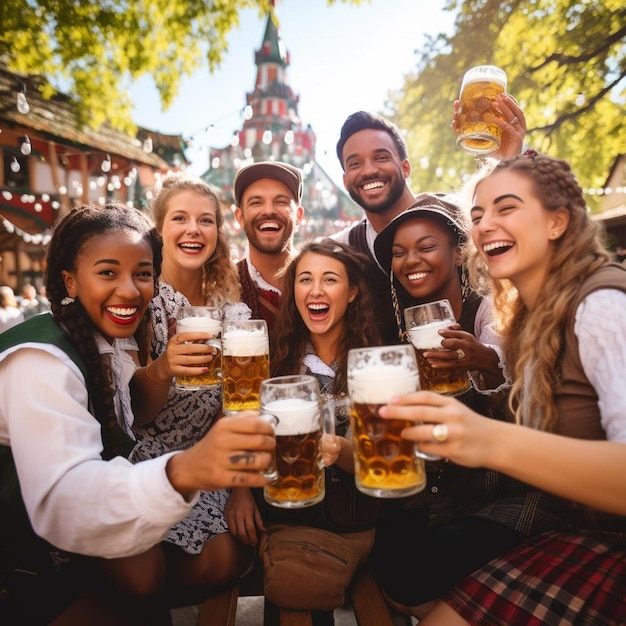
<box><xmin>125</xmin><ymin>172</ymin><xmax>253</xmax><ymax>608</ymax></box>
<box><xmin>226</xmin><ymin>239</ymin><xmax>384</xmax><ymax>618</ymax></box>
<box><xmin>382</xmin><ymin>153</ymin><xmax>626</xmax><ymax>625</ymax></box>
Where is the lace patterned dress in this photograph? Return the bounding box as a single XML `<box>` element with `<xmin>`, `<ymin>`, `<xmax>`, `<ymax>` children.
<box><xmin>129</xmin><ymin>282</ymin><xmax>250</xmax><ymax>554</ymax></box>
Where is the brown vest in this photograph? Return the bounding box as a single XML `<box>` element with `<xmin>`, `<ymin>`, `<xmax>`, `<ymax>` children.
<box><xmin>555</xmin><ymin>263</ymin><xmax>626</xmax><ymax>439</ymax></box>
<box><xmin>466</xmin><ymin>264</ymin><xmax>626</xmax><ymax>537</ymax></box>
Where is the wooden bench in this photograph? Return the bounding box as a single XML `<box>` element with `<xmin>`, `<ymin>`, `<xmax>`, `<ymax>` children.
<box><xmin>197</xmin><ymin>562</ymin><xmax>399</xmax><ymax>626</ymax></box>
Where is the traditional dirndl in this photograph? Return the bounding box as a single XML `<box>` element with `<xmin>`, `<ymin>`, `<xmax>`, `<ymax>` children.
<box><xmin>444</xmin><ymin>530</ymin><xmax>626</xmax><ymax>625</ymax></box>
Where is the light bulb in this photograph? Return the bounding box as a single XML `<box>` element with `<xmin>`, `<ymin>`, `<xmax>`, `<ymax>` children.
<box><xmin>262</xmin><ymin>129</ymin><xmax>272</xmax><ymax>145</ymax></box>
<box><xmin>16</xmin><ymin>91</ymin><xmax>30</xmax><ymax>114</ymax></box>
<box><xmin>101</xmin><ymin>154</ymin><xmax>112</xmax><ymax>172</ymax></box>
<box><xmin>284</xmin><ymin>130</ymin><xmax>294</xmax><ymax>145</ymax></box>
<box><xmin>243</xmin><ymin>105</ymin><xmax>253</xmax><ymax>120</ymax></box>
<box><xmin>10</xmin><ymin>158</ymin><xmax>20</xmax><ymax>173</ymax></box>
<box><xmin>230</xmin><ymin>132</ymin><xmax>240</xmax><ymax>147</ymax></box>
<box><xmin>142</xmin><ymin>137</ymin><xmax>153</xmax><ymax>153</ymax></box>
<box><xmin>20</xmin><ymin>136</ymin><xmax>32</xmax><ymax>156</ymax></box>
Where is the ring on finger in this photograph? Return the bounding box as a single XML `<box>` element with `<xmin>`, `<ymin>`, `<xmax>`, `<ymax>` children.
<box><xmin>432</xmin><ymin>424</ymin><xmax>449</xmax><ymax>443</ymax></box>
<box><xmin>509</xmin><ymin>116</ymin><xmax>519</xmax><ymax>125</ymax></box>
<box><xmin>456</xmin><ymin>349</ymin><xmax>465</xmax><ymax>360</ymax></box>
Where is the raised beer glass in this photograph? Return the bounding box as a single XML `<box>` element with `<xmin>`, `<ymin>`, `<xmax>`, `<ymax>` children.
<box><xmin>404</xmin><ymin>299</ymin><xmax>471</xmax><ymax>397</ymax></box>
<box><xmin>347</xmin><ymin>345</ymin><xmax>426</xmax><ymax>498</ymax></box>
<box><xmin>221</xmin><ymin>319</ymin><xmax>270</xmax><ymax>414</ymax></box>
<box><xmin>175</xmin><ymin>306</ymin><xmax>223</xmax><ymax>391</ymax></box>
<box><xmin>261</xmin><ymin>375</ymin><xmax>329</xmax><ymax>509</ymax></box>
<box><xmin>456</xmin><ymin>65</ymin><xmax>508</xmax><ymax>157</ymax></box>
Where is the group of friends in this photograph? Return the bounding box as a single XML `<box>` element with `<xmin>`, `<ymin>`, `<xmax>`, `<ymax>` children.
<box><xmin>1</xmin><ymin>93</ymin><xmax>625</xmax><ymax>626</ymax></box>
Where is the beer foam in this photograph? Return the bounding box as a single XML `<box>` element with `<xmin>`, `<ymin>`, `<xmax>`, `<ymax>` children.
<box><xmin>222</xmin><ymin>328</ymin><xmax>269</xmax><ymax>356</ymax></box>
<box><xmin>349</xmin><ymin>366</ymin><xmax>418</xmax><ymax>403</ymax></box>
<box><xmin>177</xmin><ymin>316</ymin><xmax>222</xmax><ymax>336</ymax></box>
<box><xmin>263</xmin><ymin>398</ymin><xmax>320</xmax><ymax>435</ymax></box>
<box><xmin>408</xmin><ymin>320</ymin><xmax>450</xmax><ymax>350</ymax></box>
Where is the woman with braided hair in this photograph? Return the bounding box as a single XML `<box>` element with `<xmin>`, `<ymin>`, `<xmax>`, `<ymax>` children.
<box><xmin>381</xmin><ymin>153</ymin><xmax>626</xmax><ymax>624</ymax></box>
<box><xmin>0</xmin><ymin>203</ymin><xmax>275</xmax><ymax>624</ymax></box>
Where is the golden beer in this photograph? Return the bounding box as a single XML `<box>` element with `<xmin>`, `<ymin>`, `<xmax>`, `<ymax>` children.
<box><xmin>175</xmin><ymin>316</ymin><xmax>222</xmax><ymax>390</ymax></box>
<box><xmin>408</xmin><ymin>323</ymin><xmax>471</xmax><ymax>396</ymax></box>
<box><xmin>222</xmin><ymin>325</ymin><xmax>270</xmax><ymax>413</ymax></box>
<box><xmin>264</xmin><ymin>430</ymin><xmax>324</xmax><ymax>507</ymax></box>
<box><xmin>263</xmin><ymin>398</ymin><xmax>324</xmax><ymax>508</ymax></box>
<box><xmin>260</xmin><ymin>379</ymin><xmax>327</xmax><ymax>508</ymax></box>
<box><xmin>456</xmin><ymin>65</ymin><xmax>507</xmax><ymax>156</ymax></box>
<box><xmin>351</xmin><ymin>401</ymin><xmax>426</xmax><ymax>495</ymax></box>
<box><xmin>347</xmin><ymin>351</ymin><xmax>425</xmax><ymax>499</ymax></box>
<box><xmin>222</xmin><ymin>353</ymin><xmax>270</xmax><ymax>412</ymax></box>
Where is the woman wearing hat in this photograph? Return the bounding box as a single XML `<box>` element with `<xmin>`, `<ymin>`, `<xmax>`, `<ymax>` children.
<box><xmin>373</xmin><ymin>191</ymin><xmax>508</xmax><ymax>398</ymax></box>
<box><xmin>370</xmin><ymin>193</ymin><xmax>520</xmax><ymax>617</ymax></box>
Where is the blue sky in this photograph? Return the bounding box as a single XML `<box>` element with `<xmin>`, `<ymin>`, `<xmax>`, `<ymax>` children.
<box><xmin>130</xmin><ymin>0</ymin><xmax>455</xmax><ymax>185</ymax></box>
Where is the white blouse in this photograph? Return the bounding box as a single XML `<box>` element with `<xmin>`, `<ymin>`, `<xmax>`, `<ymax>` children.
<box><xmin>575</xmin><ymin>289</ymin><xmax>626</xmax><ymax>442</ymax></box>
<box><xmin>0</xmin><ymin>344</ymin><xmax>197</xmax><ymax>558</ymax></box>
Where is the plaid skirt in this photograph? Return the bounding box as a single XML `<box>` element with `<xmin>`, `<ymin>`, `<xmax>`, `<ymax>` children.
<box><xmin>445</xmin><ymin>531</ymin><xmax>626</xmax><ymax>625</ymax></box>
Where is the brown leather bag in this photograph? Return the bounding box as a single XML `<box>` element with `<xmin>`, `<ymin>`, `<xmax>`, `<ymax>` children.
<box><xmin>260</xmin><ymin>524</ymin><xmax>374</xmax><ymax>610</ymax></box>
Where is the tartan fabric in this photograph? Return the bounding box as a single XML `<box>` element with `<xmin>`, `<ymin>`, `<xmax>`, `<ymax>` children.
<box><xmin>445</xmin><ymin>531</ymin><xmax>626</xmax><ymax>625</ymax></box>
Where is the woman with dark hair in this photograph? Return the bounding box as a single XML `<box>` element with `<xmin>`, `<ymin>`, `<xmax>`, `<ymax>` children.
<box><xmin>271</xmin><ymin>238</ymin><xmax>383</xmax><ymax>396</ymax></box>
<box><xmin>370</xmin><ymin>193</ymin><xmax>516</xmax><ymax>616</ymax></box>
<box><xmin>226</xmin><ymin>239</ymin><xmax>384</xmax><ymax>618</ymax></box>
<box><xmin>0</xmin><ymin>203</ymin><xmax>274</xmax><ymax>624</ymax></box>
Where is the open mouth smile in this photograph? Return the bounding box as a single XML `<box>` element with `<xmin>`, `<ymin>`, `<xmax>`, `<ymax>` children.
<box><xmin>106</xmin><ymin>306</ymin><xmax>140</xmax><ymax>325</ymax></box>
<box><xmin>179</xmin><ymin>242</ymin><xmax>204</xmax><ymax>253</ymax></box>
<box><xmin>483</xmin><ymin>241</ymin><xmax>514</xmax><ymax>256</ymax></box>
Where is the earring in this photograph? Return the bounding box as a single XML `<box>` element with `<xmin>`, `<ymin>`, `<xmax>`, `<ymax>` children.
<box><xmin>61</xmin><ymin>296</ymin><xmax>75</xmax><ymax>305</ymax></box>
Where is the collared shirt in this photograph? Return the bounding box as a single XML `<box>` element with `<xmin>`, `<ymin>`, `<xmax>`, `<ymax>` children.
<box><xmin>243</xmin><ymin>246</ymin><xmax>282</xmax><ymax>295</ymax></box>
<box><xmin>94</xmin><ymin>333</ymin><xmax>138</xmax><ymax>439</ymax></box>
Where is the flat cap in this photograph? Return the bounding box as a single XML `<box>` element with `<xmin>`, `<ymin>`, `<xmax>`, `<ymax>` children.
<box><xmin>233</xmin><ymin>161</ymin><xmax>303</xmax><ymax>207</ymax></box>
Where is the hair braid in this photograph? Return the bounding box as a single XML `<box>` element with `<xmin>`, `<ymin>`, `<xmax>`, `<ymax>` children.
<box><xmin>46</xmin><ymin>203</ymin><xmax>161</xmax><ymax>458</ymax></box>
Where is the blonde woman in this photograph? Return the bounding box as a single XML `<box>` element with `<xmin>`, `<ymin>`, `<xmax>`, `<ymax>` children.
<box><xmin>126</xmin><ymin>172</ymin><xmax>252</xmax><ymax>608</ymax></box>
<box><xmin>382</xmin><ymin>153</ymin><xmax>626</xmax><ymax>624</ymax></box>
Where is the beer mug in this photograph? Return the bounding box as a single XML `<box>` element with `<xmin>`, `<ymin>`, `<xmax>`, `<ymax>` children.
<box><xmin>456</xmin><ymin>65</ymin><xmax>508</xmax><ymax>156</ymax></box>
<box><xmin>404</xmin><ymin>299</ymin><xmax>471</xmax><ymax>396</ymax></box>
<box><xmin>261</xmin><ymin>375</ymin><xmax>333</xmax><ymax>509</ymax></box>
<box><xmin>175</xmin><ymin>306</ymin><xmax>223</xmax><ymax>391</ymax></box>
<box><xmin>347</xmin><ymin>345</ymin><xmax>426</xmax><ymax>498</ymax></box>
<box><xmin>221</xmin><ymin>319</ymin><xmax>270</xmax><ymax>414</ymax></box>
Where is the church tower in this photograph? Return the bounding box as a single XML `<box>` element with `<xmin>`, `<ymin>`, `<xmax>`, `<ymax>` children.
<box><xmin>203</xmin><ymin>4</ymin><xmax>360</xmax><ymax>240</ymax></box>
<box><xmin>238</xmin><ymin>7</ymin><xmax>315</xmax><ymax>165</ymax></box>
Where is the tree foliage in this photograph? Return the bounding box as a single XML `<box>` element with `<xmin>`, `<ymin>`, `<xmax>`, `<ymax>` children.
<box><xmin>0</xmin><ymin>0</ymin><xmax>361</xmax><ymax>133</ymax></box>
<box><xmin>388</xmin><ymin>0</ymin><xmax>625</xmax><ymax>210</ymax></box>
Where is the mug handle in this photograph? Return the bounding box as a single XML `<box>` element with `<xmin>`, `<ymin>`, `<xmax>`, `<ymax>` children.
<box><xmin>258</xmin><ymin>412</ymin><xmax>278</xmax><ymax>481</ymax></box>
<box><xmin>321</xmin><ymin>396</ymin><xmax>347</xmax><ymax>468</ymax></box>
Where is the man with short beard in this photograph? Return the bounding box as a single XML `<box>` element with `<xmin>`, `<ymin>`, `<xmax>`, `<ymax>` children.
<box><xmin>332</xmin><ymin>112</ymin><xmax>414</xmax><ymax>344</ymax></box>
<box><xmin>233</xmin><ymin>161</ymin><xmax>304</xmax><ymax>333</ymax></box>
<box><xmin>333</xmin><ymin>109</ymin><xmax>526</xmax><ymax>345</ymax></box>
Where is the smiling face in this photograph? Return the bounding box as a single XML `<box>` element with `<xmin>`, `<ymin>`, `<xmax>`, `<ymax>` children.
<box><xmin>471</xmin><ymin>170</ymin><xmax>569</xmax><ymax>305</ymax></box>
<box><xmin>160</xmin><ymin>189</ymin><xmax>218</xmax><ymax>273</ymax></box>
<box><xmin>391</xmin><ymin>216</ymin><xmax>462</xmax><ymax>303</ymax></box>
<box><xmin>294</xmin><ymin>252</ymin><xmax>358</xmax><ymax>343</ymax></box>
<box><xmin>235</xmin><ymin>178</ymin><xmax>303</xmax><ymax>254</ymax></box>
<box><xmin>62</xmin><ymin>231</ymin><xmax>155</xmax><ymax>343</ymax></box>
<box><xmin>341</xmin><ymin>129</ymin><xmax>410</xmax><ymax>216</ymax></box>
